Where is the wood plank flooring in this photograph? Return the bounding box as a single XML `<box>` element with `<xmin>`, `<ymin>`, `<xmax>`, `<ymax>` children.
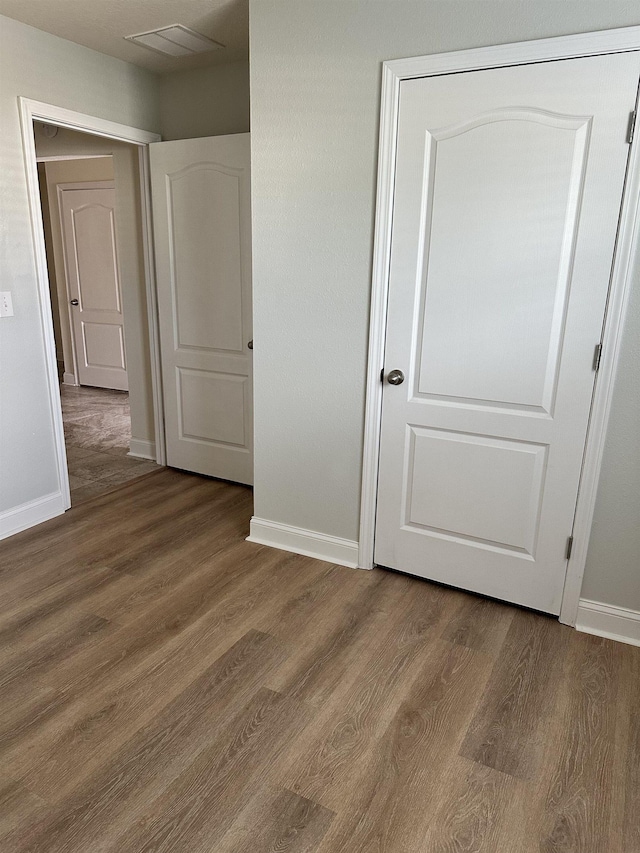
<box><xmin>61</xmin><ymin>384</ymin><xmax>158</xmax><ymax>504</ymax></box>
<box><xmin>0</xmin><ymin>468</ymin><xmax>637</xmax><ymax>852</ymax></box>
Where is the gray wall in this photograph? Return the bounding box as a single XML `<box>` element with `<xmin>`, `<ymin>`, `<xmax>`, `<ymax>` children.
<box><xmin>0</xmin><ymin>15</ymin><xmax>159</xmax><ymax>514</ymax></box>
<box><xmin>581</xmin><ymin>248</ymin><xmax>640</xmax><ymax>608</ymax></box>
<box><xmin>160</xmin><ymin>61</ymin><xmax>250</xmax><ymax>140</ymax></box>
<box><xmin>36</xmin><ymin>163</ymin><xmax>63</xmax><ymax>368</ymax></box>
<box><xmin>249</xmin><ymin>1</ymin><xmax>640</xmax><ymax>610</ymax></box>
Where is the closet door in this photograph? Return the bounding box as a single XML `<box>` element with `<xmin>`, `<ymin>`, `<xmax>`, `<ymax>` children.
<box><xmin>375</xmin><ymin>52</ymin><xmax>639</xmax><ymax>613</ymax></box>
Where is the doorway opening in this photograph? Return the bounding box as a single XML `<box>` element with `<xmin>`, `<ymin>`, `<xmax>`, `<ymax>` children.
<box><xmin>21</xmin><ymin>99</ymin><xmax>254</xmax><ymax>526</ymax></box>
<box><xmin>20</xmin><ymin>99</ymin><xmax>164</xmax><ymax>513</ymax></box>
<box><xmin>33</xmin><ymin>123</ymin><xmax>160</xmax><ymax>505</ymax></box>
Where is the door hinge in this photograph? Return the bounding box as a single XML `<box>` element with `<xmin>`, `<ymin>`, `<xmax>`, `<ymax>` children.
<box><xmin>627</xmin><ymin>110</ymin><xmax>637</xmax><ymax>145</ymax></box>
<box><xmin>593</xmin><ymin>343</ymin><xmax>602</xmax><ymax>372</ymax></box>
<box><xmin>566</xmin><ymin>536</ymin><xmax>574</xmax><ymax>560</ymax></box>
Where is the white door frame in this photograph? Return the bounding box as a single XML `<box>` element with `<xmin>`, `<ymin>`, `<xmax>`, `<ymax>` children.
<box><xmin>359</xmin><ymin>26</ymin><xmax>640</xmax><ymax>627</ymax></box>
<box><xmin>56</xmin><ymin>179</ymin><xmax>116</xmax><ymax>387</ymax></box>
<box><xmin>18</xmin><ymin>98</ymin><xmax>165</xmax><ymax>513</ymax></box>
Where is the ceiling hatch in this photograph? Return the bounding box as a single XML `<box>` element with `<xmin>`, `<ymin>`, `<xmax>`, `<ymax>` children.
<box><xmin>125</xmin><ymin>25</ymin><xmax>224</xmax><ymax>57</ymax></box>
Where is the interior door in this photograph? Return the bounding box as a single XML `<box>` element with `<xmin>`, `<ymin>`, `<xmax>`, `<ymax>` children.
<box><xmin>150</xmin><ymin>134</ymin><xmax>253</xmax><ymax>484</ymax></box>
<box><xmin>60</xmin><ymin>183</ymin><xmax>128</xmax><ymax>391</ymax></box>
<box><xmin>375</xmin><ymin>52</ymin><xmax>640</xmax><ymax>614</ymax></box>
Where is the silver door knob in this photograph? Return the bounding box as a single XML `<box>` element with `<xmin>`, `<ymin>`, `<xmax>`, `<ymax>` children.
<box><xmin>70</xmin><ymin>299</ymin><xmax>79</xmax><ymax>306</ymax></box>
<box><xmin>387</xmin><ymin>369</ymin><xmax>404</xmax><ymax>385</ymax></box>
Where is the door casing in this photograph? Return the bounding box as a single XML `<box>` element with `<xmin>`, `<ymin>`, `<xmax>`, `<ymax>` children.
<box><xmin>19</xmin><ymin>98</ymin><xmax>164</xmax><ymax>513</ymax></box>
<box><xmin>359</xmin><ymin>26</ymin><xmax>640</xmax><ymax>627</ymax></box>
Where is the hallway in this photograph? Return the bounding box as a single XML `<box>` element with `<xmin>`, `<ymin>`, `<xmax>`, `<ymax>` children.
<box><xmin>61</xmin><ymin>385</ymin><xmax>157</xmax><ymax>503</ymax></box>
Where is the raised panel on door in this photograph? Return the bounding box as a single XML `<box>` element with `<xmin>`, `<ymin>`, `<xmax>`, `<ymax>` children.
<box><xmin>81</xmin><ymin>322</ymin><xmax>126</xmax><ymax>371</ymax></box>
<box><xmin>177</xmin><ymin>368</ymin><xmax>247</xmax><ymax>447</ymax></box>
<box><xmin>170</xmin><ymin>165</ymin><xmax>244</xmax><ymax>353</ymax></box>
<box><xmin>60</xmin><ymin>185</ymin><xmax>128</xmax><ymax>391</ymax></box>
<box><xmin>150</xmin><ymin>134</ymin><xmax>253</xmax><ymax>484</ymax></box>
<box><xmin>375</xmin><ymin>52</ymin><xmax>640</xmax><ymax>614</ymax></box>
<box><xmin>415</xmin><ymin>110</ymin><xmax>590</xmax><ymax>414</ymax></box>
<box><xmin>404</xmin><ymin>427</ymin><xmax>547</xmax><ymax>557</ymax></box>
<box><xmin>73</xmin><ymin>204</ymin><xmax>121</xmax><ymax>312</ymax></box>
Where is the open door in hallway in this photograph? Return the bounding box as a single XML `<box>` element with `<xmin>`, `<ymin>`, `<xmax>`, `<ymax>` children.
<box><xmin>150</xmin><ymin>134</ymin><xmax>253</xmax><ymax>484</ymax></box>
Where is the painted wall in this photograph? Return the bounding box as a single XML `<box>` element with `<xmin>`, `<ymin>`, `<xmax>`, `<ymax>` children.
<box><xmin>35</xmin><ymin>124</ymin><xmax>156</xmax><ymax>452</ymax></box>
<box><xmin>160</xmin><ymin>61</ymin><xmax>250</xmax><ymax>140</ymax></box>
<box><xmin>0</xmin><ymin>15</ymin><xmax>159</xmax><ymax>517</ymax></box>
<box><xmin>581</xmin><ymin>240</ymin><xmax>640</xmax><ymax>608</ymax></box>
<box><xmin>249</xmin><ymin>2</ymin><xmax>640</xmax><ymax>610</ymax></box>
<box><xmin>37</xmin><ymin>163</ymin><xmax>63</xmax><ymax>370</ymax></box>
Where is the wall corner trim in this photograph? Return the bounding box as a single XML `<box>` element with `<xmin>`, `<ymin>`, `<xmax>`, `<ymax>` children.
<box><xmin>0</xmin><ymin>492</ymin><xmax>66</xmax><ymax>541</ymax></box>
<box><xmin>576</xmin><ymin>598</ymin><xmax>640</xmax><ymax>648</ymax></box>
<box><xmin>128</xmin><ymin>438</ymin><xmax>157</xmax><ymax>461</ymax></box>
<box><xmin>247</xmin><ymin>517</ymin><xmax>360</xmax><ymax>569</ymax></box>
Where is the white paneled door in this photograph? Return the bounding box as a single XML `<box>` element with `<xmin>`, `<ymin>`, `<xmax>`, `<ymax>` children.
<box><xmin>60</xmin><ymin>183</ymin><xmax>128</xmax><ymax>390</ymax></box>
<box><xmin>150</xmin><ymin>134</ymin><xmax>253</xmax><ymax>484</ymax></box>
<box><xmin>375</xmin><ymin>53</ymin><xmax>640</xmax><ymax>613</ymax></box>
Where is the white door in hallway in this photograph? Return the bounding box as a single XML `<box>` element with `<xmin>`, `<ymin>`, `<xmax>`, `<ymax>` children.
<box><xmin>150</xmin><ymin>134</ymin><xmax>253</xmax><ymax>484</ymax></box>
<box><xmin>375</xmin><ymin>52</ymin><xmax>640</xmax><ymax>613</ymax></box>
<box><xmin>60</xmin><ymin>183</ymin><xmax>128</xmax><ymax>391</ymax></box>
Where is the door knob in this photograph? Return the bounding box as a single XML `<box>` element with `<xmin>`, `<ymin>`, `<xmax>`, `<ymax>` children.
<box><xmin>247</xmin><ymin>340</ymin><xmax>253</xmax><ymax>350</ymax></box>
<box><xmin>70</xmin><ymin>299</ymin><xmax>79</xmax><ymax>306</ymax></box>
<box><xmin>386</xmin><ymin>369</ymin><xmax>405</xmax><ymax>385</ymax></box>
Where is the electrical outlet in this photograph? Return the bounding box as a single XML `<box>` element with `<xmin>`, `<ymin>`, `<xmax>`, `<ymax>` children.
<box><xmin>0</xmin><ymin>292</ymin><xmax>14</xmax><ymax>318</ymax></box>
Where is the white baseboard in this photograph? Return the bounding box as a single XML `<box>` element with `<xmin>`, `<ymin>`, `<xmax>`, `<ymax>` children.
<box><xmin>576</xmin><ymin>598</ymin><xmax>640</xmax><ymax>648</ymax></box>
<box><xmin>128</xmin><ymin>438</ymin><xmax>156</xmax><ymax>461</ymax></box>
<box><xmin>62</xmin><ymin>372</ymin><xmax>77</xmax><ymax>386</ymax></box>
<box><xmin>0</xmin><ymin>491</ymin><xmax>66</xmax><ymax>541</ymax></box>
<box><xmin>247</xmin><ymin>517</ymin><xmax>359</xmax><ymax>569</ymax></box>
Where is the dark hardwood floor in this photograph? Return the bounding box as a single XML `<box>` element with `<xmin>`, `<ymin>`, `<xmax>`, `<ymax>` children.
<box><xmin>0</xmin><ymin>468</ymin><xmax>637</xmax><ymax>852</ymax></box>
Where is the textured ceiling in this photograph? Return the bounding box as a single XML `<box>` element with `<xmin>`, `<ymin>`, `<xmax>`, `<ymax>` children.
<box><xmin>0</xmin><ymin>0</ymin><xmax>248</xmax><ymax>74</ymax></box>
